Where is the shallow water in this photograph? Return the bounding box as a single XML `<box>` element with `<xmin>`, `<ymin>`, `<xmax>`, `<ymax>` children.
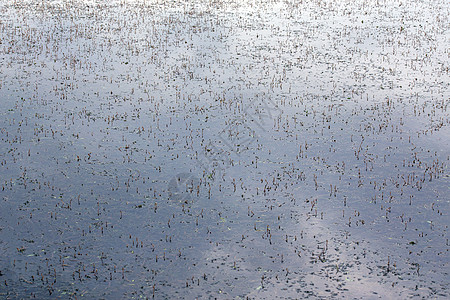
<box><xmin>0</xmin><ymin>0</ymin><xmax>449</xmax><ymax>298</ymax></box>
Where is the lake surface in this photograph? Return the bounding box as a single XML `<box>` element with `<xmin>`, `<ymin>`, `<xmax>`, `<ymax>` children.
<box><xmin>0</xmin><ymin>0</ymin><xmax>448</xmax><ymax>298</ymax></box>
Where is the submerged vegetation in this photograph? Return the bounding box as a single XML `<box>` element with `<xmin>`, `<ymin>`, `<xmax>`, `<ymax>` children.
<box><xmin>0</xmin><ymin>0</ymin><xmax>448</xmax><ymax>298</ymax></box>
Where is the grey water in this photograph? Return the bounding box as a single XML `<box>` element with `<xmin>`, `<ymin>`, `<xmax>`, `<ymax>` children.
<box><xmin>0</xmin><ymin>0</ymin><xmax>448</xmax><ymax>298</ymax></box>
